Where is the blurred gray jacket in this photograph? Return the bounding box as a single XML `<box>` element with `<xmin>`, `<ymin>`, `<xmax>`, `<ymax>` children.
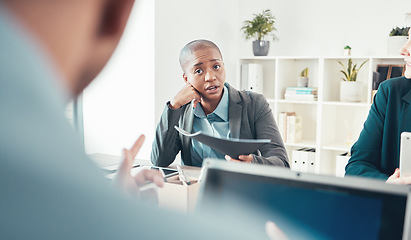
<box><xmin>0</xmin><ymin>4</ymin><xmax>262</xmax><ymax>239</ymax></box>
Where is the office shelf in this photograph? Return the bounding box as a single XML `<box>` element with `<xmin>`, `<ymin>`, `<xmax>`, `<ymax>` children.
<box><xmin>237</xmin><ymin>56</ymin><xmax>404</xmax><ymax>176</ymax></box>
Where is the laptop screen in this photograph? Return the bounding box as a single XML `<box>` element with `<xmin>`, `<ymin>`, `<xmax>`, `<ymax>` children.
<box><xmin>198</xmin><ymin>162</ymin><xmax>410</xmax><ymax>240</ymax></box>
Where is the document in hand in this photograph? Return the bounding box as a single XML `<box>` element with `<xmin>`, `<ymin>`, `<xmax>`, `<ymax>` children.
<box><xmin>174</xmin><ymin>126</ymin><xmax>271</xmax><ymax>159</ymax></box>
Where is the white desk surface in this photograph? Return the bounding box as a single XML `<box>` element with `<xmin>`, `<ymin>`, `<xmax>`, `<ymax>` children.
<box><xmin>88</xmin><ymin>153</ymin><xmax>201</xmax><ymax>180</ymax></box>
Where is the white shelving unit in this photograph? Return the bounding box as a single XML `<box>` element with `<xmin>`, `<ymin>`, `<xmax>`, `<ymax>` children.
<box><xmin>237</xmin><ymin>56</ymin><xmax>404</xmax><ymax>176</ymax></box>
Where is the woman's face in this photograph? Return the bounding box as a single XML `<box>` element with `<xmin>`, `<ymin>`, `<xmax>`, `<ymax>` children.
<box><xmin>183</xmin><ymin>47</ymin><xmax>226</xmax><ymax>102</ymax></box>
<box><xmin>400</xmin><ymin>28</ymin><xmax>411</xmax><ymax>79</ymax></box>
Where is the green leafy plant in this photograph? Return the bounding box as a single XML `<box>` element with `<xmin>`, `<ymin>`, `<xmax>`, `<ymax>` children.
<box><xmin>338</xmin><ymin>58</ymin><xmax>368</xmax><ymax>82</ymax></box>
<box><xmin>344</xmin><ymin>45</ymin><xmax>351</xmax><ymax>50</ymax></box>
<box><xmin>389</xmin><ymin>26</ymin><xmax>410</xmax><ymax>36</ymax></box>
<box><xmin>241</xmin><ymin>9</ymin><xmax>277</xmax><ymax>41</ymax></box>
<box><xmin>300</xmin><ymin>67</ymin><xmax>309</xmax><ymax>77</ymax></box>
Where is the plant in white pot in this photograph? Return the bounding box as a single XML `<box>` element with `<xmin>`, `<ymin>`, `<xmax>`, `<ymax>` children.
<box><xmin>338</xmin><ymin>58</ymin><xmax>368</xmax><ymax>102</ymax></box>
<box><xmin>387</xmin><ymin>26</ymin><xmax>410</xmax><ymax>55</ymax></box>
<box><xmin>343</xmin><ymin>45</ymin><xmax>351</xmax><ymax>56</ymax></box>
<box><xmin>298</xmin><ymin>67</ymin><xmax>309</xmax><ymax>87</ymax></box>
<box><xmin>241</xmin><ymin>9</ymin><xmax>277</xmax><ymax>56</ymax></box>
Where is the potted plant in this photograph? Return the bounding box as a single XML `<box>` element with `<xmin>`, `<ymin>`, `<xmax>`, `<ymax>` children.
<box><xmin>387</xmin><ymin>26</ymin><xmax>410</xmax><ymax>55</ymax></box>
<box><xmin>338</xmin><ymin>58</ymin><xmax>368</xmax><ymax>102</ymax></box>
<box><xmin>241</xmin><ymin>9</ymin><xmax>277</xmax><ymax>56</ymax></box>
<box><xmin>298</xmin><ymin>67</ymin><xmax>309</xmax><ymax>87</ymax></box>
<box><xmin>344</xmin><ymin>46</ymin><xmax>351</xmax><ymax>56</ymax></box>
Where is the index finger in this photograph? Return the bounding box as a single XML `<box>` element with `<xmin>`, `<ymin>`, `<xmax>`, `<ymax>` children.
<box><xmin>117</xmin><ymin>135</ymin><xmax>145</xmax><ymax>176</ymax></box>
<box><xmin>128</xmin><ymin>134</ymin><xmax>145</xmax><ymax>160</ymax></box>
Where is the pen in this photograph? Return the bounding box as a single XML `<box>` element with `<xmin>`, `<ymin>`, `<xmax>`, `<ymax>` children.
<box><xmin>177</xmin><ymin>165</ymin><xmax>191</xmax><ymax>186</ymax></box>
<box><xmin>103</xmin><ymin>164</ymin><xmax>140</xmax><ymax>174</ymax></box>
<box><xmin>158</xmin><ymin>168</ymin><xmax>168</xmax><ymax>182</ymax></box>
<box><xmin>197</xmin><ymin>168</ymin><xmax>204</xmax><ymax>183</ymax></box>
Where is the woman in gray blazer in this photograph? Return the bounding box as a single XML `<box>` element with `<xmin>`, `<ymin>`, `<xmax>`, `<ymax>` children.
<box><xmin>151</xmin><ymin>40</ymin><xmax>289</xmax><ymax>168</ymax></box>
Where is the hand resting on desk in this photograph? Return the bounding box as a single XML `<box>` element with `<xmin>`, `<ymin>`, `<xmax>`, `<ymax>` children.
<box><xmin>225</xmin><ymin>154</ymin><xmax>253</xmax><ymax>163</ymax></box>
<box><xmin>114</xmin><ymin>135</ymin><xmax>164</xmax><ymax>201</ymax></box>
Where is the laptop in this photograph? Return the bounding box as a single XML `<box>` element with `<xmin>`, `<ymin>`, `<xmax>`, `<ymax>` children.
<box><xmin>197</xmin><ymin>159</ymin><xmax>411</xmax><ymax>240</ymax></box>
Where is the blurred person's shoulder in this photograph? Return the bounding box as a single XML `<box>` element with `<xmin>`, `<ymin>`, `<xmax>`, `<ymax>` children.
<box><xmin>378</xmin><ymin>77</ymin><xmax>411</xmax><ymax>101</ymax></box>
<box><xmin>380</xmin><ymin>76</ymin><xmax>411</xmax><ymax>91</ymax></box>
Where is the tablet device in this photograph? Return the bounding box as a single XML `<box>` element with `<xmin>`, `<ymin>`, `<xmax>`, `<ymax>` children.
<box><xmin>151</xmin><ymin>166</ymin><xmax>179</xmax><ymax>178</ymax></box>
<box><xmin>400</xmin><ymin>132</ymin><xmax>411</xmax><ymax>177</ymax></box>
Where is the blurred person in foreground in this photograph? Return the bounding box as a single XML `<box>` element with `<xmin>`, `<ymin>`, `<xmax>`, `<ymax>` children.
<box><xmin>0</xmin><ymin>0</ymin><xmax>284</xmax><ymax>239</ymax></box>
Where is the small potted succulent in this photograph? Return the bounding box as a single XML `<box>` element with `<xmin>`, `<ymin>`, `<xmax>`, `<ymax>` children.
<box><xmin>338</xmin><ymin>58</ymin><xmax>368</xmax><ymax>102</ymax></box>
<box><xmin>241</xmin><ymin>9</ymin><xmax>277</xmax><ymax>56</ymax></box>
<box><xmin>298</xmin><ymin>67</ymin><xmax>309</xmax><ymax>87</ymax></box>
<box><xmin>344</xmin><ymin>46</ymin><xmax>351</xmax><ymax>56</ymax></box>
<box><xmin>387</xmin><ymin>26</ymin><xmax>410</xmax><ymax>55</ymax></box>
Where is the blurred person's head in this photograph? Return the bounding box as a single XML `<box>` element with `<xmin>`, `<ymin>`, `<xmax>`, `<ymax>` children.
<box><xmin>2</xmin><ymin>0</ymin><xmax>135</xmax><ymax>96</ymax></box>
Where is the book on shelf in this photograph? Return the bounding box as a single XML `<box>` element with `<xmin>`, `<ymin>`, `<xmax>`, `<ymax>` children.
<box><xmin>241</xmin><ymin>63</ymin><xmax>263</xmax><ymax>94</ymax></box>
<box><xmin>291</xmin><ymin>148</ymin><xmax>304</xmax><ymax>172</ymax></box>
<box><xmin>285</xmin><ymin>87</ymin><xmax>318</xmax><ymax>94</ymax></box>
<box><xmin>284</xmin><ymin>86</ymin><xmax>318</xmax><ymax>101</ymax></box>
<box><xmin>284</xmin><ymin>93</ymin><xmax>318</xmax><ymax>101</ymax></box>
<box><xmin>278</xmin><ymin>112</ymin><xmax>302</xmax><ymax>143</ymax></box>
<box><xmin>307</xmin><ymin>148</ymin><xmax>316</xmax><ymax>173</ymax></box>
<box><xmin>286</xmin><ymin>114</ymin><xmax>302</xmax><ymax>143</ymax></box>
<box><xmin>278</xmin><ymin>112</ymin><xmax>294</xmax><ymax>142</ymax></box>
<box><xmin>291</xmin><ymin>148</ymin><xmax>316</xmax><ymax>173</ymax></box>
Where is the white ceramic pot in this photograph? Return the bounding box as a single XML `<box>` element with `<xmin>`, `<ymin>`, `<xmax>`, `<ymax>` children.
<box><xmin>297</xmin><ymin>77</ymin><xmax>309</xmax><ymax>87</ymax></box>
<box><xmin>387</xmin><ymin>36</ymin><xmax>408</xmax><ymax>55</ymax></box>
<box><xmin>340</xmin><ymin>81</ymin><xmax>362</xmax><ymax>102</ymax></box>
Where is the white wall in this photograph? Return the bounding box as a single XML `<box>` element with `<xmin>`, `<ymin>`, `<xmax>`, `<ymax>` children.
<box><xmin>237</xmin><ymin>0</ymin><xmax>411</xmax><ymax>57</ymax></box>
<box><xmin>154</xmin><ymin>0</ymin><xmax>411</xmax><ymax>121</ymax></box>
<box><xmin>154</xmin><ymin>0</ymin><xmax>240</xmax><ymax>122</ymax></box>
<box><xmin>83</xmin><ymin>0</ymin><xmax>155</xmax><ymax>159</ymax></box>
<box><xmin>82</xmin><ymin>0</ymin><xmax>410</xmax><ymax>160</ymax></box>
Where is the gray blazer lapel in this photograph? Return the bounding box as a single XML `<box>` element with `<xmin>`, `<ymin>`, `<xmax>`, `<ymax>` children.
<box><xmin>182</xmin><ymin>102</ymin><xmax>195</xmax><ymax>133</ymax></box>
<box><xmin>227</xmin><ymin>83</ymin><xmax>242</xmax><ymax>139</ymax></box>
<box><xmin>181</xmin><ymin>102</ymin><xmax>195</xmax><ymax>164</ymax></box>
